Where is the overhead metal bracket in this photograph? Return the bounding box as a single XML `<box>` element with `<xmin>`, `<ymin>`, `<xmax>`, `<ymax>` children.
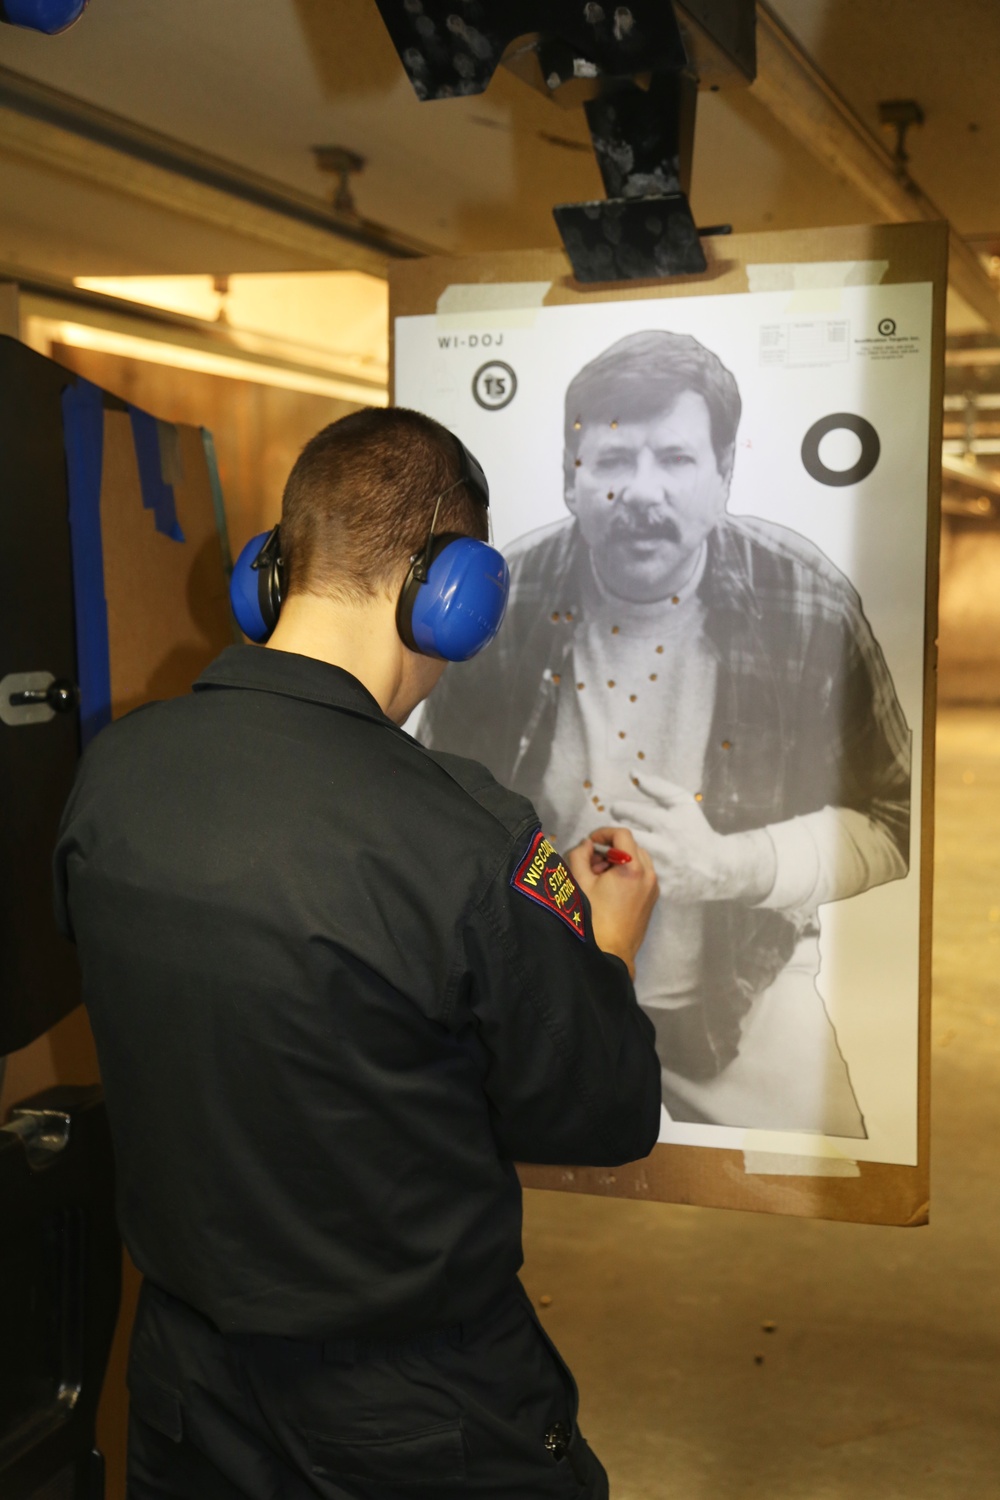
<box><xmin>554</xmin><ymin>67</ymin><xmax>705</xmax><ymax>281</ymax></box>
<box><xmin>372</xmin><ymin>0</ymin><xmax>755</xmax><ymax>282</ymax></box>
<box><xmin>877</xmin><ymin>98</ymin><xmax>925</xmax><ymax>183</ymax></box>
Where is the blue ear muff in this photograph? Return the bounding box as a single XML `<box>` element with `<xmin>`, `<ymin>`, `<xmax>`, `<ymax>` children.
<box><xmin>397</xmin><ymin>534</ymin><xmax>509</xmax><ymax>662</ymax></box>
<box><xmin>0</xmin><ymin>0</ymin><xmax>89</xmax><ymax>32</ymax></box>
<box><xmin>230</xmin><ymin>528</ymin><xmax>284</xmax><ymax>643</ymax></box>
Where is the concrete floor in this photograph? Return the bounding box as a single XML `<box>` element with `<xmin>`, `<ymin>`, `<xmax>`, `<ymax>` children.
<box><xmin>521</xmin><ymin>706</ymin><xmax>1000</xmax><ymax>1499</ymax></box>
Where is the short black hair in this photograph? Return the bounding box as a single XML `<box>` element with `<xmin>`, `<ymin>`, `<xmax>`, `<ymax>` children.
<box><xmin>563</xmin><ymin>330</ymin><xmax>742</xmax><ymax>483</ymax></box>
<box><xmin>281</xmin><ymin>407</ymin><xmax>487</xmax><ymax>602</ymax></box>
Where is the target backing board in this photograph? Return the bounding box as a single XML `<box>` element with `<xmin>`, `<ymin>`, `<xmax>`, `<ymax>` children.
<box><xmin>391</xmin><ymin>223</ymin><xmax>944</xmax><ymax>1226</ymax></box>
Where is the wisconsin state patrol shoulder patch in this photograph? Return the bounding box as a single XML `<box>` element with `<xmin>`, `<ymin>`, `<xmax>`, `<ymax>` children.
<box><xmin>512</xmin><ymin>830</ymin><xmax>586</xmax><ymax>942</ymax></box>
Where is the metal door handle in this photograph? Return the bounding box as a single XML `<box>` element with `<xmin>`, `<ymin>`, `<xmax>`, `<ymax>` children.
<box><xmin>0</xmin><ymin>671</ymin><xmax>80</xmax><ymax>726</ymax></box>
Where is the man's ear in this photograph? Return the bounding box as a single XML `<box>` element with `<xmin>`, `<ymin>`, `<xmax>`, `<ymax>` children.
<box><xmin>718</xmin><ymin>445</ymin><xmax>736</xmax><ymax>496</ymax></box>
<box><xmin>563</xmin><ymin>453</ymin><xmax>580</xmax><ymax>515</ymax></box>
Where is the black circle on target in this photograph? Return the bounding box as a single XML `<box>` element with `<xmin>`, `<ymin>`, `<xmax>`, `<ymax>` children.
<box><xmin>800</xmin><ymin>413</ymin><xmax>881</xmax><ymax>488</ymax></box>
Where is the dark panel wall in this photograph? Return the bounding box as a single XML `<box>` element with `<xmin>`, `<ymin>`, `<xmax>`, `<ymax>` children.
<box><xmin>0</xmin><ymin>337</ymin><xmax>82</xmax><ymax>1053</ymax></box>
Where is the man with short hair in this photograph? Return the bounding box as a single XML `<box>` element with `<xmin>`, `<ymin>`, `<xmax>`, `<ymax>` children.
<box><xmin>421</xmin><ymin>332</ymin><xmax>911</xmax><ymax>1136</ymax></box>
<box><xmin>55</xmin><ymin>406</ymin><xmax>661</xmax><ymax>1499</ymax></box>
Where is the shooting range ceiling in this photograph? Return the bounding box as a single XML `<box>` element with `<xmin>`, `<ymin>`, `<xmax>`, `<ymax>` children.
<box><xmin>0</xmin><ymin>0</ymin><xmax>998</xmax><ymax>309</ymax></box>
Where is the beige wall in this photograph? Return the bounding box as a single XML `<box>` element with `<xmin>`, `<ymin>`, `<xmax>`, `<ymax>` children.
<box><xmin>939</xmin><ymin>516</ymin><xmax>1000</xmax><ymax>702</ymax></box>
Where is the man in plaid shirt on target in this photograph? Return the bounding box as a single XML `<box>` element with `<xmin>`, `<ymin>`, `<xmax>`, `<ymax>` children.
<box><xmin>421</xmin><ymin>329</ymin><xmax>911</xmax><ymax>1137</ymax></box>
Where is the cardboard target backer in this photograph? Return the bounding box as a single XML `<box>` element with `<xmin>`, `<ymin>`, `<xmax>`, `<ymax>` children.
<box><xmin>99</xmin><ymin>410</ymin><xmax>233</xmax><ymax>720</ymax></box>
<box><xmin>391</xmin><ymin>223</ymin><xmax>944</xmax><ymax>1226</ymax></box>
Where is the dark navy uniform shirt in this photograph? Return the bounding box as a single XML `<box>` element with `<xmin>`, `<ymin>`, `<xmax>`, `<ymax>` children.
<box><xmin>54</xmin><ymin>646</ymin><xmax>660</xmax><ymax>1340</ymax></box>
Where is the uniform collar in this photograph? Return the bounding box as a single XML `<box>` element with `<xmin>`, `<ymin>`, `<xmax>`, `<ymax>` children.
<box><xmin>194</xmin><ymin>645</ymin><xmax>390</xmax><ymax>724</ymax></box>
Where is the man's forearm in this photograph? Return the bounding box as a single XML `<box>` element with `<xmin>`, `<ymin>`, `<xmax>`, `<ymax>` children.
<box><xmin>754</xmin><ymin>805</ymin><xmax>907</xmax><ymax>914</ymax></box>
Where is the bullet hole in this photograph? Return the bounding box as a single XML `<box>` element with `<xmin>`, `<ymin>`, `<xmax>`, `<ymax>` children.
<box><xmin>610</xmin><ymin>419</ymin><xmax>618</xmax><ymax>428</ymax></box>
<box><xmin>607</xmin><ymin>491</ymin><xmax>615</xmax><ymax>501</ymax></box>
<box><xmin>649</xmin><ymin>673</ymin><xmax>657</xmax><ymax>682</ymax></box>
<box><xmin>754</xmin><ymin>1353</ymin><xmax>765</xmax><ymax>1365</ymax></box>
<box><xmin>671</xmin><ymin>595</ymin><xmax>680</xmax><ymax>605</ymax></box>
<box><xmin>539</xmin><ymin>1293</ymin><xmax>553</xmax><ymax>1307</ymax></box>
<box><xmin>762</xmin><ymin>1320</ymin><xmax>777</xmax><ymax>1333</ymax></box>
<box><xmin>629</xmin><ymin>694</ymin><xmax>637</xmax><ymax>702</ymax></box>
<box><xmin>575</xmin><ymin>458</ymin><xmax>582</xmax><ymax>467</ymax></box>
<box><xmin>656</xmin><ymin>645</ymin><xmax>664</xmax><ymax>654</ymax></box>
<box><xmin>597</xmin><ymin>803</ymin><xmax>605</xmax><ymax>811</ymax></box>
<box><xmin>637</xmin><ymin>751</ymin><xmax>646</xmax><ymax>760</ymax></box>
<box><xmin>694</xmin><ymin>792</ymin><xmax>704</xmax><ymax>802</ymax></box>
<box><xmin>583</xmin><ymin>779</ymin><xmax>592</xmax><ymax>789</ymax></box>
<box><xmin>565</xmin><ymin>611</ymin><xmax>574</xmax><ymax>621</ymax></box>
<box><xmin>722</xmin><ymin>739</ymin><xmax>732</xmax><ymax>749</ymax></box>
<box><xmin>574</xmin><ymin>418</ymin><xmax>582</xmax><ymax>429</ymax></box>
<box><xmin>552</xmin><ymin>673</ymin><xmax>561</xmax><ymax>684</ymax></box>
<box><xmin>611</xmin><ymin>625</ymin><xmax>620</xmax><ymax>634</ymax></box>
<box><xmin>577</xmin><ymin>681</ymin><xmax>586</xmax><ymax>690</ymax></box>
<box><xmin>607</xmin><ymin>679</ymin><xmax>616</xmax><ymax>688</ymax></box>
<box><xmin>618</xmin><ymin>730</ymin><xmax>626</xmax><ymax>739</ymax></box>
<box><xmin>551</xmin><ymin>611</ymin><xmax>561</xmax><ymax>622</ymax></box>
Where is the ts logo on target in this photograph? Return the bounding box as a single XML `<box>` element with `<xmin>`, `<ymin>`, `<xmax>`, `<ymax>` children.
<box><xmin>472</xmin><ymin>360</ymin><xmax>517</xmax><ymax>411</ymax></box>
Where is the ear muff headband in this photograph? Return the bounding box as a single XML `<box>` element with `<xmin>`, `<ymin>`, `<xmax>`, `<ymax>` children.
<box><xmin>230</xmin><ymin>526</ymin><xmax>284</xmax><ymax>643</ymax></box>
<box><xmin>458</xmin><ymin>442</ymin><xmax>490</xmax><ymax>512</ymax></box>
<box><xmin>395</xmin><ymin>436</ymin><xmax>509</xmax><ymax>662</ymax></box>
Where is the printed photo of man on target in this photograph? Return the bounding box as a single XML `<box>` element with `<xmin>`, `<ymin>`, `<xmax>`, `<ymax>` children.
<box><xmin>420</xmin><ymin>328</ymin><xmax>912</xmax><ymax>1138</ymax></box>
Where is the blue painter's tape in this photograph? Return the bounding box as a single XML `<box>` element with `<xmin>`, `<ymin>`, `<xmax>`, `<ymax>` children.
<box><xmin>128</xmin><ymin>404</ymin><xmax>185</xmax><ymax>542</ymax></box>
<box><xmin>61</xmin><ymin>378</ymin><xmax>111</xmax><ymax>747</ymax></box>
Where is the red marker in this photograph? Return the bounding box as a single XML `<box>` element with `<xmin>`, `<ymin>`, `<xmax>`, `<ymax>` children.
<box><xmin>601</xmin><ymin>847</ymin><xmax>633</xmax><ymax>865</ymax></box>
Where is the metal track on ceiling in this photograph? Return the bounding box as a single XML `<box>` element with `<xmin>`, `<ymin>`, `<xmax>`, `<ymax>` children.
<box><xmin>0</xmin><ymin>63</ymin><xmax>436</xmax><ymax>273</ymax></box>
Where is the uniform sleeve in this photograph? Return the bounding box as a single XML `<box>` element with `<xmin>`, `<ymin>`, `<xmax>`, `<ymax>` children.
<box><xmin>758</xmin><ymin>804</ymin><xmax>907</xmax><ymax>915</ymax></box>
<box><xmin>450</xmin><ymin>831</ymin><xmax>662</xmax><ymax>1168</ymax></box>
